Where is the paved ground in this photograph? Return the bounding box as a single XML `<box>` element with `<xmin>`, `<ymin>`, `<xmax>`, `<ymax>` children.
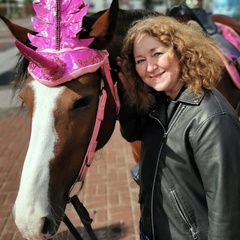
<box><xmin>0</xmin><ymin>15</ymin><xmax>140</xmax><ymax>240</ymax></box>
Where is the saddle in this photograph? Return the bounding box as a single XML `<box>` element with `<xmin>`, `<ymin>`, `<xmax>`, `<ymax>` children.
<box><xmin>166</xmin><ymin>4</ymin><xmax>240</xmax><ymax>89</ymax></box>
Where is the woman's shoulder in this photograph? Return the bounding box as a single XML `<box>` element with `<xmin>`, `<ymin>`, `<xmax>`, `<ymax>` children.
<box><xmin>179</xmin><ymin>87</ymin><xmax>239</xmax><ymax>122</ymax></box>
<box><xmin>204</xmin><ymin>88</ymin><xmax>237</xmax><ymax>116</ymax></box>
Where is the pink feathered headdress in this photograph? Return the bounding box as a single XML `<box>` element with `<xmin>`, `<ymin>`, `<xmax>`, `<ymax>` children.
<box><xmin>15</xmin><ymin>0</ymin><xmax>109</xmax><ymax>86</ymax></box>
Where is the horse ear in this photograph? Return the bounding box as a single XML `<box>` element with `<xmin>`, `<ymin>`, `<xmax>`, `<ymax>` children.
<box><xmin>87</xmin><ymin>0</ymin><xmax>119</xmax><ymax>49</ymax></box>
<box><xmin>0</xmin><ymin>15</ymin><xmax>36</xmax><ymax>44</ymax></box>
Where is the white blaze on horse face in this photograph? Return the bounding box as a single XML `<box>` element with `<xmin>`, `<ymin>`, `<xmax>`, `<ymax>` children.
<box><xmin>13</xmin><ymin>80</ymin><xmax>64</xmax><ymax>238</ymax></box>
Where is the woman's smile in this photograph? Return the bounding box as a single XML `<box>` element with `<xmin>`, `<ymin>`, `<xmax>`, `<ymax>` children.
<box><xmin>149</xmin><ymin>71</ymin><xmax>165</xmax><ymax>80</ymax></box>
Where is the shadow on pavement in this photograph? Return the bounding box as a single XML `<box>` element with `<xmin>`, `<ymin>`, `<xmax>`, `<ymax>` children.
<box><xmin>54</xmin><ymin>222</ymin><xmax>131</xmax><ymax>240</ymax></box>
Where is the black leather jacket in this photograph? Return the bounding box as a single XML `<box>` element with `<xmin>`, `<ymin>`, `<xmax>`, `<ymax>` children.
<box><xmin>118</xmin><ymin>88</ymin><xmax>240</xmax><ymax>240</ymax></box>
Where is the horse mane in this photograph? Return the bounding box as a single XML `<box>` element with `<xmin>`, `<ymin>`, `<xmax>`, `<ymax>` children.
<box><xmin>115</xmin><ymin>9</ymin><xmax>161</xmax><ymax>35</ymax></box>
<box><xmin>13</xmin><ymin>51</ymin><xmax>30</xmax><ymax>89</ymax></box>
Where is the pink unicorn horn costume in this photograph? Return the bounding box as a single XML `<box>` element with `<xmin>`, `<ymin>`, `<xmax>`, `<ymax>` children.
<box><xmin>15</xmin><ymin>0</ymin><xmax>110</xmax><ymax>87</ymax></box>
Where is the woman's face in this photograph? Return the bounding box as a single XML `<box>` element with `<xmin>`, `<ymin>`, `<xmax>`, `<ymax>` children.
<box><xmin>133</xmin><ymin>34</ymin><xmax>183</xmax><ymax>99</ymax></box>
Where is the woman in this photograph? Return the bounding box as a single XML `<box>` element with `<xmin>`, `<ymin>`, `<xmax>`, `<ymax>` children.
<box><xmin>117</xmin><ymin>15</ymin><xmax>240</xmax><ymax>239</ymax></box>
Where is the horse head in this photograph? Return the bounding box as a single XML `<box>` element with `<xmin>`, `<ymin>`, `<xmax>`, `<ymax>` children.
<box><xmin>1</xmin><ymin>0</ymin><xmax>119</xmax><ymax>239</ymax></box>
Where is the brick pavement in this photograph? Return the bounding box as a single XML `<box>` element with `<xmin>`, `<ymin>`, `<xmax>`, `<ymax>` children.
<box><xmin>0</xmin><ymin>110</ymin><xmax>140</xmax><ymax>239</ymax></box>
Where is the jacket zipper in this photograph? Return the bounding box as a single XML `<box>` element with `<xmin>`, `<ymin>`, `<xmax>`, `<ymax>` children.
<box><xmin>149</xmin><ymin>104</ymin><xmax>187</xmax><ymax>135</ymax></box>
<box><xmin>170</xmin><ymin>190</ymin><xmax>198</xmax><ymax>240</ymax></box>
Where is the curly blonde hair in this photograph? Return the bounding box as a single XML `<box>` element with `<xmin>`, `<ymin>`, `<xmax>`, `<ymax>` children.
<box><xmin>120</xmin><ymin>15</ymin><xmax>224</xmax><ymax>113</ymax></box>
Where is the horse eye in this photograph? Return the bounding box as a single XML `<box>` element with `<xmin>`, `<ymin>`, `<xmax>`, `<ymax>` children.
<box><xmin>73</xmin><ymin>96</ymin><xmax>92</xmax><ymax>109</ymax></box>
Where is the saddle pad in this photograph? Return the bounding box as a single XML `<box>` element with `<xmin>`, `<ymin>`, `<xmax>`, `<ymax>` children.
<box><xmin>215</xmin><ymin>22</ymin><xmax>240</xmax><ymax>89</ymax></box>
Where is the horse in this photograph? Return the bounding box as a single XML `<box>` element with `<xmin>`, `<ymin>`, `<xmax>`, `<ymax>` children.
<box><xmin>0</xmin><ymin>0</ymin><xmax>240</xmax><ymax>239</ymax></box>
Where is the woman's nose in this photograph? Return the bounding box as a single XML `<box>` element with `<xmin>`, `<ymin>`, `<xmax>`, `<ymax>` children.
<box><xmin>146</xmin><ymin>60</ymin><xmax>157</xmax><ymax>72</ymax></box>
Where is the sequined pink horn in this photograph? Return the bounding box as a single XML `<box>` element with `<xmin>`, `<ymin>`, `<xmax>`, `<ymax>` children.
<box><xmin>15</xmin><ymin>40</ymin><xmax>63</xmax><ymax>76</ymax></box>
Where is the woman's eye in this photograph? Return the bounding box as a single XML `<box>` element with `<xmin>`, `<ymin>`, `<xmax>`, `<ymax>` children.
<box><xmin>136</xmin><ymin>59</ymin><xmax>145</xmax><ymax>64</ymax></box>
<box><xmin>153</xmin><ymin>52</ymin><xmax>162</xmax><ymax>57</ymax></box>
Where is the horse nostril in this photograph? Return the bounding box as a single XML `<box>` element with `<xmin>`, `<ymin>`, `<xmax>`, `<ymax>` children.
<box><xmin>41</xmin><ymin>217</ymin><xmax>55</xmax><ymax>236</ymax></box>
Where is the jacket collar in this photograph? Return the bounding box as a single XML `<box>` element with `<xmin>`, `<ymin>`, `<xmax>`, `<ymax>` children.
<box><xmin>149</xmin><ymin>87</ymin><xmax>206</xmax><ymax>127</ymax></box>
<box><xmin>174</xmin><ymin>86</ymin><xmax>205</xmax><ymax>106</ymax></box>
